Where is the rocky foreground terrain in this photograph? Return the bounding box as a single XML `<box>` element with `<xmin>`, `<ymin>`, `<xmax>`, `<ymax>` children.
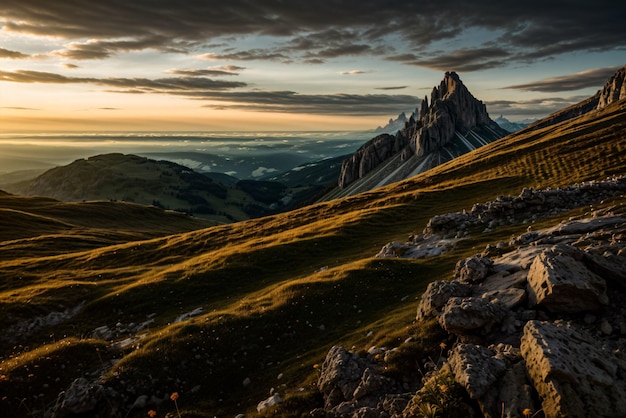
<box><xmin>264</xmin><ymin>176</ymin><xmax>626</xmax><ymax>418</ymax></box>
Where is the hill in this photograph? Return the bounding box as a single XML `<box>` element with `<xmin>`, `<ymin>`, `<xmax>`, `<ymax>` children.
<box><xmin>0</xmin><ymin>91</ymin><xmax>625</xmax><ymax>416</ymax></box>
<box><xmin>3</xmin><ymin>153</ymin><xmax>327</xmax><ymax>223</ymax></box>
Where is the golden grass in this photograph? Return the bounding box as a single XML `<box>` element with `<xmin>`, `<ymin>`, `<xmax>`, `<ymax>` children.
<box><xmin>0</xmin><ymin>101</ymin><xmax>625</xmax><ymax>417</ymax></box>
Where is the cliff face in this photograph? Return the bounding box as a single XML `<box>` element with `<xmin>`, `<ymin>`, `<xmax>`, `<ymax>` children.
<box><xmin>406</xmin><ymin>72</ymin><xmax>498</xmax><ymax>157</ymax></box>
<box><xmin>597</xmin><ymin>64</ymin><xmax>626</xmax><ymax>109</ymax></box>
<box><xmin>338</xmin><ymin>72</ymin><xmax>506</xmax><ymax>189</ymax></box>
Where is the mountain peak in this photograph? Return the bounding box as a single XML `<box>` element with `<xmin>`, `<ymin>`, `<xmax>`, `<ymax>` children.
<box><xmin>337</xmin><ymin>72</ymin><xmax>507</xmax><ymax>190</ymax></box>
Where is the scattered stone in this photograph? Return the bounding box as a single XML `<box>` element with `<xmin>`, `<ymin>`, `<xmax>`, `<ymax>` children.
<box><xmin>257</xmin><ymin>394</ymin><xmax>283</xmax><ymax>412</ymax></box>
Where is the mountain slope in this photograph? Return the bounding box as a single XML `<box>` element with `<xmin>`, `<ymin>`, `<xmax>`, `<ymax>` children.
<box><xmin>0</xmin><ymin>98</ymin><xmax>625</xmax><ymax>416</ymax></box>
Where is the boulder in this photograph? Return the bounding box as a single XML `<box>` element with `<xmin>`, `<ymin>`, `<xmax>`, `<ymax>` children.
<box><xmin>454</xmin><ymin>256</ymin><xmax>492</xmax><ymax>284</ymax></box>
<box><xmin>416</xmin><ymin>280</ymin><xmax>471</xmax><ymax>321</ymax></box>
<box><xmin>526</xmin><ymin>249</ymin><xmax>608</xmax><ymax>312</ymax></box>
<box><xmin>521</xmin><ymin>320</ymin><xmax>626</xmax><ymax>418</ymax></box>
<box><xmin>318</xmin><ymin>346</ymin><xmax>368</xmax><ymax>409</ymax></box>
<box><xmin>438</xmin><ymin>297</ymin><xmax>508</xmax><ymax>335</ymax></box>
<box><xmin>446</xmin><ymin>344</ymin><xmax>506</xmax><ymax>399</ymax></box>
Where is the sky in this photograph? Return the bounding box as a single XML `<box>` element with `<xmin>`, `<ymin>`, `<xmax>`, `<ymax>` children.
<box><xmin>0</xmin><ymin>1</ymin><xmax>624</xmax><ymax>132</ymax></box>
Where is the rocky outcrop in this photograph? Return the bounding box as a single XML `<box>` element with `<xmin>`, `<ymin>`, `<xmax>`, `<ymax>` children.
<box><xmin>338</xmin><ymin>133</ymin><xmax>408</xmax><ymax>188</ymax></box>
<box><xmin>338</xmin><ymin>72</ymin><xmax>506</xmax><ymax>189</ymax></box>
<box><xmin>308</xmin><ymin>177</ymin><xmax>626</xmax><ymax>418</ymax></box>
<box><xmin>405</xmin><ymin>72</ymin><xmax>501</xmax><ymax>158</ymax></box>
<box><xmin>597</xmin><ymin>64</ymin><xmax>626</xmax><ymax>110</ymax></box>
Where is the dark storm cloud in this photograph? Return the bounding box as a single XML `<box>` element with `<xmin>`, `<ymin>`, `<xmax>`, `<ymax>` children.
<box><xmin>2</xmin><ymin>1</ymin><xmax>623</xmax><ymax>69</ymax></box>
<box><xmin>201</xmin><ymin>91</ymin><xmax>420</xmax><ymax>116</ymax></box>
<box><xmin>0</xmin><ymin>47</ymin><xmax>29</xmax><ymax>59</ymax></box>
<box><xmin>503</xmin><ymin>67</ymin><xmax>622</xmax><ymax>92</ymax></box>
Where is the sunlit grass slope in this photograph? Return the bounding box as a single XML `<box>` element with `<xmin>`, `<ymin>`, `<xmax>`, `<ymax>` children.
<box><xmin>0</xmin><ymin>100</ymin><xmax>625</xmax><ymax>417</ymax></box>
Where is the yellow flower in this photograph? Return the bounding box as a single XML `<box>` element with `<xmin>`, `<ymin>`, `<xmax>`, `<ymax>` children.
<box><xmin>313</xmin><ymin>363</ymin><xmax>320</xmax><ymax>369</ymax></box>
<box><xmin>439</xmin><ymin>384</ymin><xmax>448</xmax><ymax>392</ymax></box>
<box><xmin>374</xmin><ymin>353</ymin><xmax>382</xmax><ymax>361</ymax></box>
<box><xmin>170</xmin><ymin>392</ymin><xmax>179</xmax><ymax>401</ymax></box>
<box><xmin>148</xmin><ymin>410</ymin><xmax>157</xmax><ymax>417</ymax></box>
<box><xmin>523</xmin><ymin>408</ymin><xmax>532</xmax><ymax>417</ymax></box>
<box><xmin>439</xmin><ymin>342</ymin><xmax>447</xmax><ymax>349</ymax></box>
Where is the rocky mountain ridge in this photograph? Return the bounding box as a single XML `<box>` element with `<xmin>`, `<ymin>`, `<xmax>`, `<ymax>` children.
<box><xmin>296</xmin><ymin>176</ymin><xmax>626</xmax><ymax>418</ymax></box>
<box><xmin>335</xmin><ymin>72</ymin><xmax>507</xmax><ymax>195</ymax></box>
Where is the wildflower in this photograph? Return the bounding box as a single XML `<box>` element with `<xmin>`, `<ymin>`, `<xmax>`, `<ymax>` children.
<box><xmin>439</xmin><ymin>384</ymin><xmax>448</xmax><ymax>392</ymax></box>
<box><xmin>439</xmin><ymin>342</ymin><xmax>447</xmax><ymax>349</ymax></box>
<box><xmin>313</xmin><ymin>363</ymin><xmax>320</xmax><ymax>369</ymax></box>
<box><xmin>523</xmin><ymin>408</ymin><xmax>532</xmax><ymax>417</ymax></box>
<box><xmin>148</xmin><ymin>410</ymin><xmax>157</xmax><ymax>417</ymax></box>
<box><xmin>170</xmin><ymin>392</ymin><xmax>179</xmax><ymax>401</ymax></box>
<box><xmin>374</xmin><ymin>353</ymin><xmax>382</xmax><ymax>361</ymax></box>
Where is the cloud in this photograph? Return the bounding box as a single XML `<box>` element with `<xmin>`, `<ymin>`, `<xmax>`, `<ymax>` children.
<box><xmin>198</xmin><ymin>50</ymin><xmax>288</xmax><ymax>62</ymax></box>
<box><xmin>375</xmin><ymin>86</ymin><xmax>408</xmax><ymax>90</ymax></box>
<box><xmin>1</xmin><ymin>106</ymin><xmax>39</xmax><ymax>110</ymax></box>
<box><xmin>339</xmin><ymin>70</ymin><xmax>367</xmax><ymax>75</ymax></box>
<box><xmin>388</xmin><ymin>47</ymin><xmax>512</xmax><ymax>72</ymax></box>
<box><xmin>0</xmin><ymin>70</ymin><xmax>247</xmax><ymax>92</ymax></box>
<box><xmin>486</xmin><ymin>95</ymin><xmax>589</xmax><ymax>117</ymax></box>
<box><xmin>503</xmin><ymin>67</ymin><xmax>622</xmax><ymax>92</ymax></box>
<box><xmin>2</xmin><ymin>1</ymin><xmax>622</xmax><ymax>68</ymax></box>
<box><xmin>63</xmin><ymin>63</ymin><xmax>80</xmax><ymax>69</ymax></box>
<box><xmin>0</xmin><ymin>68</ymin><xmax>417</xmax><ymax>115</ymax></box>
<box><xmin>0</xmin><ymin>47</ymin><xmax>29</xmax><ymax>59</ymax></box>
<box><xmin>202</xmin><ymin>91</ymin><xmax>420</xmax><ymax>115</ymax></box>
<box><xmin>51</xmin><ymin>37</ymin><xmax>168</xmax><ymax>60</ymax></box>
<box><xmin>166</xmin><ymin>68</ymin><xmax>242</xmax><ymax>77</ymax></box>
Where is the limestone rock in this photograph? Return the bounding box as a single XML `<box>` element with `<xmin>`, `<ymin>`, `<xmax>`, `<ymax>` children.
<box><xmin>318</xmin><ymin>346</ymin><xmax>368</xmax><ymax>409</ymax></box>
<box><xmin>416</xmin><ymin>280</ymin><xmax>471</xmax><ymax>321</ymax></box>
<box><xmin>257</xmin><ymin>394</ymin><xmax>283</xmax><ymax>412</ymax></box>
<box><xmin>527</xmin><ymin>249</ymin><xmax>608</xmax><ymax>312</ymax></box>
<box><xmin>479</xmin><ymin>362</ymin><xmax>535</xmax><ymax>418</ymax></box>
<box><xmin>438</xmin><ymin>297</ymin><xmax>508</xmax><ymax>335</ymax></box>
<box><xmin>447</xmin><ymin>344</ymin><xmax>506</xmax><ymax>399</ymax></box>
<box><xmin>521</xmin><ymin>320</ymin><xmax>626</xmax><ymax>418</ymax></box>
<box><xmin>454</xmin><ymin>255</ymin><xmax>492</xmax><ymax>283</ymax></box>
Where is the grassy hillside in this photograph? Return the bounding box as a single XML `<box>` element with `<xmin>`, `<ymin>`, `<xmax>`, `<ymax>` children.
<box><xmin>0</xmin><ymin>100</ymin><xmax>625</xmax><ymax>417</ymax></box>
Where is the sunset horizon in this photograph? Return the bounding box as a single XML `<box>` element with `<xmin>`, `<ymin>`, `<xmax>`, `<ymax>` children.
<box><xmin>1</xmin><ymin>1</ymin><xmax>624</xmax><ymax>132</ymax></box>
